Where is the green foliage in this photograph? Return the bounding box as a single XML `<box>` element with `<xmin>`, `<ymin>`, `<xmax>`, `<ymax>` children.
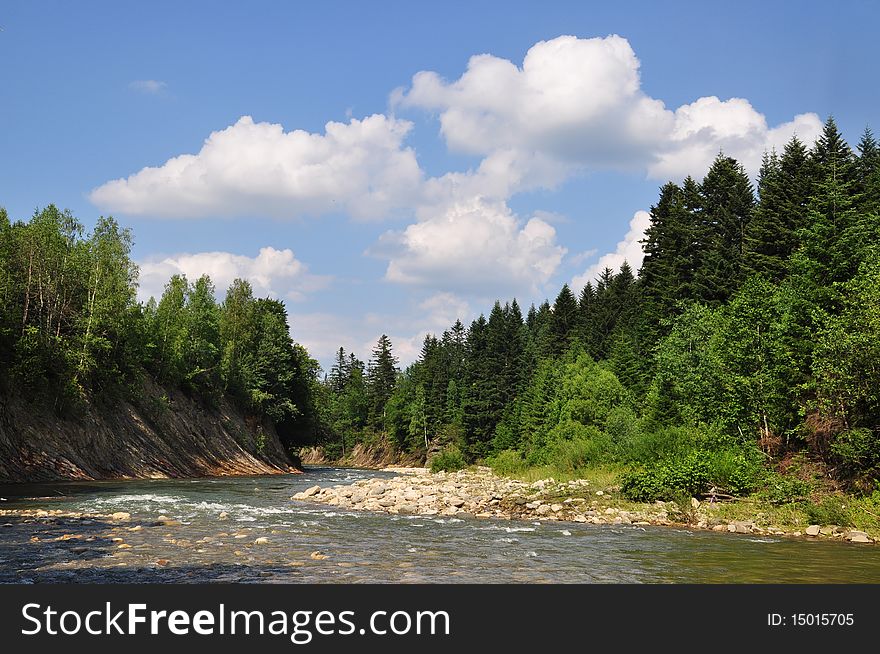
<box><xmin>487</xmin><ymin>449</ymin><xmax>527</xmax><ymax>476</ymax></box>
<box><xmin>804</xmin><ymin>495</ymin><xmax>853</xmax><ymax>527</ymax></box>
<box><xmin>0</xmin><ymin>207</ymin><xmax>321</xmax><ymax>449</ymax></box>
<box><xmin>621</xmin><ymin>451</ymin><xmax>715</xmax><ymax>501</ymax></box>
<box><xmin>758</xmin><ymin>473</ymin><xmax>812</xmax><ymax>504</ymax></box>
<box><xmin>545</xmin><ymin>422</ymin><xmax>613</xmax><ymax>471</ymax></box>
<box><xmin>430</xmin><ymin>445</ymin><xmax>466</xmax><ymax>473</ymax></box>
<box><xmin>830</xmin><ymin>429</ymin><xmax>880</xmax><ymax>479</ymax></box>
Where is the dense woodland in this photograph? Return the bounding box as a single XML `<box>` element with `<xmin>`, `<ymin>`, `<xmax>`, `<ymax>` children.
<box><xmin>0</xmin><ymin>209</ymin><xmax>320</xmax><ymax>451</ymax></box>
<box><xmin>316</xmin><ymin>117</ymin><xmax>880</xmax><ymax>500</ymax></box>
<box><xmin>1</xmin><ymin>117</ymin><xmax>879</xmax><ymax>501</ymax></box>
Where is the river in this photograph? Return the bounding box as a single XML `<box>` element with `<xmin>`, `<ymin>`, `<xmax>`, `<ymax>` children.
<box><xmin>2</xmin><ymin>467</ymin><xmax>879</xmax><ymax>583</ymax></box>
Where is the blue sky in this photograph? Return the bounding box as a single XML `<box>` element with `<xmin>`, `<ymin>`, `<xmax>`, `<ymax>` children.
<box><xmin>2</xmin><ymin>1</ymin><xmax>877</xmax><ymax>369</ymax></box>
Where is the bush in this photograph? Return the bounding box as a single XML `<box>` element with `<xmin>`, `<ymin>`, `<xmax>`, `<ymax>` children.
<box><xmin>831</xmin><ymin>429</ymin><xmax>880</xmax><ymax>479</ymax></box>
<box><xmin>544</xmin><ymin>422</ymin><xmax>612</xmax><ymax>472</ymax></box>
<box><xmin>620</xmin><ymin>469</ymin><xmax>667</xmax><ymax>502</ymax></box>
<box><xmin>804</xmin><ymin>496</ymin><xmax>853</xmax><ymax>527</ymax></box>
<box><xmin>487</xmin><ymin>449</ymin><xmax>526</xmax><ymax>476</ymax></box>
<box><xmin>617</xmin><ymin>424</ymin><xmax>704</xmax><ymax>464</ymax></box>
<box><xmin>705</xmin><ymin>447</ymin><xmax>765</xmax><ymax>495</ymax></box>
<box><xmin>430</xmin><ymin>445</ymin><xmax>466</xmax><ymax>473</ymax></box>
<box><xmin>605</xmin><ymin>405</ymin><xmax>640</xmax><ymax>446</ymax></box>
<box><xmin>758</xmin><ymin>473</ymin><xmax>811</xmax><ymax>504</ymax></box>
<box><xmin>620</xmin><ymin>451</ymin><xmax>712</xmax><ymax>502</ymax></box>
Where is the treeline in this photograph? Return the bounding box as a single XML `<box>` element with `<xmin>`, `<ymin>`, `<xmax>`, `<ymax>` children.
<box><xmin>317</xmin><ymin>117</ymin><xmax>880</xmax><ymax>495</ymax></box>
<box><xmin>0</xmin><ymin>207</ymin><xmax>320</xmax><ymax>448</ymax></box>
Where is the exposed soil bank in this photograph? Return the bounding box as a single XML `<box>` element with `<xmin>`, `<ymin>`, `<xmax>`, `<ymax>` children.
<box><xmin>292</xmin><ymin>466</ymin><xmax>876</xmax><ymax>544</ymax></box>
<box><xmin>0</xmin><ymin>377</ymin><xmax>297</xmax><ymax>483</ymax></box>
<box><xmin>299</xmin><ymin>442</ymin><xmax>424</xmax><ymax>470</ymax></box>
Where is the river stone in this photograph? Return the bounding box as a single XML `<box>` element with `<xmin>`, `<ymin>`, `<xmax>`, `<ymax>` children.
<box><xmin>536</xmin><ymin>504</ymin><xmax>552</xmax><ymax>515</ymax></box>
<box><xmin>110</xmin><ymin>512</ymin><xmax>131</xmax><ymax>521</ymax></box>
<box><xmin>368</xmin><ymin>485</ymin><xmax>386</xmax><ymax>497</ymax></box>
<box><xmin>847</xmin><ymin>530</ymin><xmax>872</xmax><ymax>543</ymax></box>
<box><xmin>819</xmin><ymin>525</ymin><xmax>836</xmax><ymax>536</ymax></box>
<box><xmin>253</xmin><ymin>537</ymin><xmax>269</xmax><ymax>545</ymax></box>
<box><xmin>447</xmin><ymin>498</ymin><xmax>465</xmax><ymax>508</ymax></box>
<box><xmin>806</xmin><ymin>525</ymin><xmax>821</xmax><ymax>536</ymax></box>
<box><xmin>302</xmin><ymin>485</ymin><xmax>321</xmax><ymax>497</ymax></box>
<box><xmin>351</xmin><ymin>492</ymin><xmax>367</xmax><ymax>504</ymax></box>
<box><xmin>550</xmin><ymin>504</ymin><xmax>563</xmax><ymax>513</ymax></box>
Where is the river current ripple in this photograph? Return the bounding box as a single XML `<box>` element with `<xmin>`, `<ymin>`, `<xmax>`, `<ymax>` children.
<box><xmin>2</xmin><ymin>467</ymin><xmax>879</xmax><ymax>583</ymax></box>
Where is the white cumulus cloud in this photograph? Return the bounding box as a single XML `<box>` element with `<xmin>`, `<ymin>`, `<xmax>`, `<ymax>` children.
<box><xmin>372</xmin><ymin>197</ymin><xmax>566</xmax><ymax>297</ymax></box>
<box><xmin>399</xmin><ymin>34</ymin><xmax>822</xmax><ymax>181</ymax></box>
<box><xmin>137</xmin><ymin>247</ymin><xmax>328</xmax><ymax>303</ymax></box>
<box><xmin>572</xmin><ymin>210</ymin><xmax>650</xmax><ymax>291</ymax></box>
<box><xmin>91</xmin><ymin>114</ymin><xmax>423</xmax><ymax>220</ymax></box>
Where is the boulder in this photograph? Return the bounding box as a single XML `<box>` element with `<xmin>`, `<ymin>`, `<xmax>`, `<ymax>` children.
<box><xmin>846</xmin><ymin>530</ymin><xmax>872</xmax><ymax>543</ymax></box>
<box><xmin>805</xmin><ymin>525</ymin><xmax>821</xmax><ymax>536</ymax></box>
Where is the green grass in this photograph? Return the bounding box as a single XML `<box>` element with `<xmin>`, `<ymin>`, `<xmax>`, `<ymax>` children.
<box><xmin>485</xmin><ymin>460</ymin><xmax>880</xmax><ymax>539</ymax></box>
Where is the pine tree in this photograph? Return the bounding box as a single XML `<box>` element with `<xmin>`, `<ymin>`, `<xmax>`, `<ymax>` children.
<box><xmin>696</xmin><ymin>154</ymin><xmax>755</xmax><ymax>304</ymax></box>
<box><xmin>550</xmin><ymin>284</ymin><xmax>578</xmax><ymax>355</ymax></box>
<box><xmin>743</xmin><ymin>136</ymin><xmax>814</xmax><ymax>282</ymax></box>
<box><xmin>366</xmin><ymin>334</ymin><xmax>398</xmax><ymax>429</ymax></box>
<box><xmin>855</xmin><ymin>127</ymin><xmax>880</xmax><ymax>214</ymax></box>
<box><xmin>328</xmin><ymin>346</ymin><xmax>350</xmax><ymax>394</ymax></box>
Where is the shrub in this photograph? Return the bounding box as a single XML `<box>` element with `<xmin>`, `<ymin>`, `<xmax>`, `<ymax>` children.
<box><xmin>544</xmin><ymin>422</ymin><xmax>613</xmax><ymax>471</ymax></box>
<box><xmin>605</xmin><ymin>405</ymin><xmax>640</xmax><ymax>446</ymax></box>
<box><xmin>758</xmin><ymin>473</ymin><xmax>811</xmax><ymax>504</ymax></box>
<box><xmin>620</xmin><ymin>469</ymin><xmax>667</xmax><ymax>502</ymax></box>
<box><xmin>617</xmin><ymin>424</ymin><xmax>703</xmax><ymax>464</ymax></box>
<box><xmin>487</xmin><ymin>449</ymin><xmax>526</xmax><ymax>476</ymax></box>
<box><xmin>620</xmin><ymin>451</ymin><xmax>712</xmax><ymax>502</ymax></box>
<box><xmin>430</xmin><ymin>445</ymin><xmax>466</xmax><ymax>473</ymax></box>
<box><xmin>831</xmin><ymin>429</ymin><xmax>880</xmax><ymax>479</ymax></box>
<box><xmin>705</xmin><ymin>447</ymin><xmax>765</xmax><ymax>495</ymax></box>
<box><xmin>804</xmin><ymin>495</ymin><xmax>853</xmax><ymax>527</ymax></box>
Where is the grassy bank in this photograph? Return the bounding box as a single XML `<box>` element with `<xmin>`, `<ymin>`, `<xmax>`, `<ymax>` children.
<box><xmin>480</xmin><ymin>458</ymin><xmax>880</xmax><ymax>540</ymax></box>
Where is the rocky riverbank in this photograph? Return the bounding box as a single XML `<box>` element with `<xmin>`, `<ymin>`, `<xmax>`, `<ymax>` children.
<box><xmin>291</xmin><ymin>466</ymin><xmax>876</xmax><ymax>544</ymax></box>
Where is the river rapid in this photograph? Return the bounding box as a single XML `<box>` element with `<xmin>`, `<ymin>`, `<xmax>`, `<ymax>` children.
<box><xmin>2</xmin><ymin>467</ymin><xmax>879</xmax><ymax>583</ymax></box>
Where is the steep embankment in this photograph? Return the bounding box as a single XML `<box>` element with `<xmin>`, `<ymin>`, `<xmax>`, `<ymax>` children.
<box><xmin>0</xmin><ymin>377</ymin><xmax>297</xmax><ymax>482</ymax></box>
<box><xmin>299</xmin><ymin>442</ymin><xmax>424</xmax><ymax>469</ymax></box>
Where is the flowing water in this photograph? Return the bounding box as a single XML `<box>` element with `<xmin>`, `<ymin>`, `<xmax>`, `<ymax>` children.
<box><xmin>2</xmin><ymin>467</ymin><xmax>879</xmax><ymax>583</ymax></box>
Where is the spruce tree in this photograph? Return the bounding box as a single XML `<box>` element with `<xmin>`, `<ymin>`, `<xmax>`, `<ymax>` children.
<box><xmin>550</xmin><ymin>284</ymin><xmax>579</xmax><ymax>355</ymax></box>
<box><xmin>366</xmin><ymin>334</ymin><xmax>398</xmax><ymax>429</ymax></box>
<box><xmin>696</xmin><ymin>154</ymin><xmax>755</xmax><ymax>304</ymax></box>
